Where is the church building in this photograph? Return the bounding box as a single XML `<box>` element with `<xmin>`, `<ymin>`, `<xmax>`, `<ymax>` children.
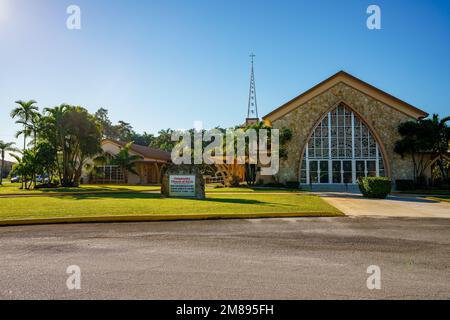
<box><xmin>262</xmin><ymin>71</ymin><xmax>429</xmax><ymax>189</ymax></box>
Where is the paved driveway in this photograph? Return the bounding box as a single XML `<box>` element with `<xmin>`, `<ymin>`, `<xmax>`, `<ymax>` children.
<box><xmin>0</xmin><ymin>218</ymin><xmax>449</xmax><ymax>299</ymax></box>
<box><xmin>320</xmin><ymin>193</ymin><xmax>450</xmax><ymax>218</ymax></box>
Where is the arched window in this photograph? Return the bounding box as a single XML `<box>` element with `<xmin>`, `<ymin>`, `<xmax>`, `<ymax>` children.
<box><xmin>300</xmin><ymin>103</ymin><xmax>386</xmax><ymax>184</ymax></box>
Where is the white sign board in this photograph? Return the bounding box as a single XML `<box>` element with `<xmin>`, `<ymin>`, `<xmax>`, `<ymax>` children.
<box><xmin>169</xmin><ymin>175</ymin><xmax>196</xmax><ymax>197</ymax></box>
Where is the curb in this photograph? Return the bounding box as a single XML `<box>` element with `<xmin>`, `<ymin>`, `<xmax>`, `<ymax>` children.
<box><xmin>0</xmin><ymin>212</ymin><xmax>344</xmax><ymax>227</ymax></box>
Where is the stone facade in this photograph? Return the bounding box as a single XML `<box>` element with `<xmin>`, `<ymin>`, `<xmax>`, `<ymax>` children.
<box><xmin>271</xmin><ymin>82</ymin><xmax>416</xmax><ymax>184</ymax></box>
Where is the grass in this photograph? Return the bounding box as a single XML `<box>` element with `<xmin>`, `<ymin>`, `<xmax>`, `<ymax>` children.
<box><xmin>425</xmin><ymin>196</ymin><xmax>450</xmax><ymax>203</ymax></box>
<box><xmin>205</xmin><ymin>186</ymin><xmax>301</xmax><ymax>193</ymax></box>
<box><xmin>0</xmin><ymin>193</ymin><xmax>342</xmax><ymax>221</ymax></box>
<box><xmin>0</xmin><ymin>182</ymin><xmax>301</xmax><ymax>195</ymax></box>
<box><xmin>0</xmin><ymin>182</ymin><xmax>160</xmax><ymax>194</ymax></box>
<box><xmin>397</xmin><ymin>189</ymin><xmax>450</xmax><ymax>195</ymax></box>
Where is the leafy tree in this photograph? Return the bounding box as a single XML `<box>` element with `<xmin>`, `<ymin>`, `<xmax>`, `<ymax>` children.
<box><xmin>242</xmin><ymin>122</ymin><xmax>292</xmax><ymax>185</ymax></box>
<box><xmin>43</xmin><ymin>105</ymin><xmax>102</xmax><ymax>187</ymax></box>
<box><xmin>10</xmin><ymin>100</ymin><xmax>39</xmax><ymax>188</ymax></box>
<box><xmin>0</xmin><ymin>141</ymin><xmax>18</xmax><ymax>185</ymax></box>
<box><xmin>149</xmin><ymin>129</ymin><xmax>176</xmax><ymax>152</ymax></box>
<box><xmin>128</xmin><ymin>131</ymin><xmax>155</xmax><ymax>147</ymax></box>
<box><xmin>110</xmin><ymin>142</ymin><xmax>143</xmax><ymax>183</ymax></box>
<box><xmin>10</xmin><ymin>100</ymin><xmax>39</xmax><ymax>151</ymax></box>
<box><xmin>94</xmin><ymin>108</ymin><xmax>115</xmax><ymax>139</ymax></box>
<box><xmin>34</xmin><ymin>141</ymin><xmax>58</xmax><ymax>184</ymax></box>
<box><xmin>115</xmin><ymin>121</ymin><xmax>133</xmax><ymax>140</ymax></box>
<box><xmin>395</xmin><ymin>120</ymin><xmax>434</xmax><ymax>185</ymax></box>
<box><xmin>10</xmin><ymin>150</ymin><xmax>36</xmax><ymax>189</ymax></box>
<box><xmin>426</xmin><ymin>114</ymin><xmax>450</xmax><ymax>181</ymax></box>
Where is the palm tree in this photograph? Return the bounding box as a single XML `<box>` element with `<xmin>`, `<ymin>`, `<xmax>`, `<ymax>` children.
<box><xmin>11</xmin><ymin>100</ymin><xmax>39</xmax><ymax>188</ymax></box>
<box><xmin>0</xmin><ymin>141</ymin><xmax>18</xmax><ymax>185</ymax></box>
<box><xmin>110</xmin><ymin>142</ymin><xmax>143</xmax><ymax>183</ymax></box>
<box><xmin>10</xmin><ymin>100</ymin><xmax>39</xmax><ymax>151</ymax></box>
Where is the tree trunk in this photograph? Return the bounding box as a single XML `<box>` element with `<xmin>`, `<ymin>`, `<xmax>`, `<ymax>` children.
<box><xmin>21</xmin><ymin>133</ymin><xmax>26</xmax><ymax>189</ymax></box>
<box><xmin>0</xmin><ymin>151</ymin><xmax>4</xmax><ymax>185</ymax></box>
<box><xmin>33</xmin><ymin>130</ymin><xmax>37</xmax><ymax>186</ymax></box>
<box><xmin>438</xmin><ymin>155</ymin><xmax>447</xmax><ymax>182</ymax></box>
<box><xmin>124</xmin><ymin>169</ymin><xmax>128</xmax><ymax>184</ymax></box>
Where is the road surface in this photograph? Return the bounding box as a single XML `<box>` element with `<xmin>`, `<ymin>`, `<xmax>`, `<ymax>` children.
<box><xmin>0</xmin><ymin>217</ymin><xmax>449</xmax><ymax>299</ymax></box>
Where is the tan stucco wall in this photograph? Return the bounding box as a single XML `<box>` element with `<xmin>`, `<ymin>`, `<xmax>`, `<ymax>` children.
<box><xmin>271</xmin><ymin>82</ymin><xmax>416</xmax><ymax>183</ymax></box>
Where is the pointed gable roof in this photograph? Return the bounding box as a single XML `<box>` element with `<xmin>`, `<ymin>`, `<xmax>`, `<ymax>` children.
<box><xmin>263</xmin><ymin>71</ymin><xmax>428</xmax><ymax>122</ymax></box>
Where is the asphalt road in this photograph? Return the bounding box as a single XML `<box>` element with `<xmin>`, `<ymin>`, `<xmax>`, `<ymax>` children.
<box><xmin>0</xmin><ymin>217</ymin><xmax>449</xmax><ymax>299</ymax></box>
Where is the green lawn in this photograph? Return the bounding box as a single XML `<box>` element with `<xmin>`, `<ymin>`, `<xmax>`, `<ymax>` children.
<box><xmin>0</xmin><ymin>182</ymin><xmax>301</xmax><ymax>195</ymax></box>
<box><xmin>398</xmin><ymin>189</ymin><xmax>450</xmax><ymax>195</ymax></box>
<box><xmin>0</xmin><ymin>193</ymin><xmax>342</xmax><ymax>221</ymax></box>
<box><xmin>0</xmin><ymin>182</ymin><xmax>160</xmax><ymax>194</ymax></box>
<box><xmin>206</xmin><ymin>187</ymin><xmax>301</xmax><ymax>193</ymax></box>
<box><xmin>426</xmin><ymin>196</ymin><xmax>450</xmax><ymax>203</ymax></box>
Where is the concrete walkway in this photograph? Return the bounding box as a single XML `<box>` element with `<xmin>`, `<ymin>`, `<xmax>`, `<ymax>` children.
<box><xmin>319</xmin><ymin>193</ymin><xmax>450</xmax><ymax>218</ymax></box>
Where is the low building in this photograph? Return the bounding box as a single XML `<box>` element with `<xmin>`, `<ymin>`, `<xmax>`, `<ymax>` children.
<box><xmin>86</xmin><ymin>139</ymin><xmax>171</xmax><ymax>185</ymax></box>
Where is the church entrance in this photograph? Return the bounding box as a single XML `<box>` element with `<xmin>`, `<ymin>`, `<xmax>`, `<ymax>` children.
<box><xmin>300</xmin><ymin>103</ymin><xmax>386</xmax><ymax>186</ymax></box>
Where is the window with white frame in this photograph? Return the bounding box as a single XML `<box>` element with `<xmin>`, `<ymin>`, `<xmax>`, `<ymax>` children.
<box><xmin>94</xmin><ymin>165</ymin><xmax>125</xmax><ymax>184</ymax></box>
<box><xmin>300</xmin><ymin>103</ymin><xmax>386</xmax><ymax>184</ymax></box>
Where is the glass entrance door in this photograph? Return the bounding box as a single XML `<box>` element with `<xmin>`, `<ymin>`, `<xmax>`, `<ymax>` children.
<box><xmin>300</xmin><ymin>103</ymin><xmax>387</xmax><ymax>185</ymax></box>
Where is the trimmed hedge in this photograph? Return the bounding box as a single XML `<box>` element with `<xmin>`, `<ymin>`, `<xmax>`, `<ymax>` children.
<box><xmin>358</xmin><ymin>177</ymin><xmax>392</xmax><ymax>199</ymax></box>
<box><xmin>285</xmin><ymin>181</ymin><xmax>301</xmax><ymax>189</ymax></box>
<box><xmin>395</xmin><ymin>179</ymin><xmax>415</xmax><ymax>191</ymax></box>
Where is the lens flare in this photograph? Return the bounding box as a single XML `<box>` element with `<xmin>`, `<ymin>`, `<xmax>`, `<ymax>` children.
<box><xmin>0</xmin><ymin>0</ymin><xmax>10</xmax><ymax>22</ymax></box>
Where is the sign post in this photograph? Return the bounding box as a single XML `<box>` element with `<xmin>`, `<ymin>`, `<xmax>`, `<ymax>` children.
<box><xmin>169</xmin><ymin>175</ymin><xmax>196</xmax><ymax>198</ymax></box>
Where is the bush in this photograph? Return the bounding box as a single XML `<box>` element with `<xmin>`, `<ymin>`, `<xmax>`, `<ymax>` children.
<box><xmin>395</xmin><ymin>179</ymin><xmax>415</xmax><ymax>191</ymax></box>
<box><xmin>285</xmin><ymin>181</ymin><xmax>300</xmax><ymax>189</ymax></box>
<box><xmin>34</xmin><ymin>183</ymin><xmax>59</xmax><ymax>189</ymax></box>
<box><xmin>415</xmin><ymin>175</ymin><xmax>428</xmax><ymax>189</ymax></box>
<box><xmin>263</xmin><ymin>182</ymin><xmax>286</xmax><ymax>188</ymax></box>
<box><xmin>358</xmin><ymin>177</ymin><xmax>392</xmax><ymax>199</ymax></box>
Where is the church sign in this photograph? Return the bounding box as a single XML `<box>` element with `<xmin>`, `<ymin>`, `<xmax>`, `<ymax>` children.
<box><xmin>169</xmin><ymin>175</ymin><xmax>196</xmax><ymax>198</ymax></box>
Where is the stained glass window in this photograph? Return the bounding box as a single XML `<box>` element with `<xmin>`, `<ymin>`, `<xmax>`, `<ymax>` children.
<box><xmin>301</xmin><ymin>103</ymin><xmax>387</xmax><ymax>184</ymax></box>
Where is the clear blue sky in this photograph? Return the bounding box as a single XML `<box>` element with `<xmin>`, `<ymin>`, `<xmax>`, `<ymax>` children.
<box><xmin>1</xmin><ymin>0</ymin><xmax>450</xmax><ymax>160</ymax></box>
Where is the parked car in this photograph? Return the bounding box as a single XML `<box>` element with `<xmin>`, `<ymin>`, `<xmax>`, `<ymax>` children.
<box><xmin>10</xmin><ymin>176</ymin><xmax>20</xmax><ymax>183</ymax></box>
<box><xmin>36</xmin><ymin>175</ymin><xmax>50</xmax><ymax>184</ymax></box>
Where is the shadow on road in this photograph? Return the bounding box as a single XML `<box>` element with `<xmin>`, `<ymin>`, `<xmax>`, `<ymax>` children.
<box><xmin>317</xmin><ymin>192</ymin><xmax>440</xmax><ymax>204</ymax></box>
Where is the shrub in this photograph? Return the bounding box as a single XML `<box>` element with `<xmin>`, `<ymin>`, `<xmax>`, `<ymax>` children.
<box><xmin>358</xmin><ymin>177</ymin><xmax>392</xmax><ymax>199</ymax></box>
<box><xmin>395</xmin><ymin>179</ymin><xmax>415</xmax><ymax>191</ymax></box>
<box><xmin>263</xmin><ymin>182</ymin><xmax>286</xmax><ymax>188</ymax></box>
<box><xmin>415</xmin><ymin>175</ymin><xmax>428</xmax><ymax>189</ymax></box>
<box><xmin>285</xmin><ymin>181</ymin><xmax>300</xmax><ymax>189</ymax></box>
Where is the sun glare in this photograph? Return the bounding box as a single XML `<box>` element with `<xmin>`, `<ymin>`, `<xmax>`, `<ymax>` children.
<box><xmin>0</xmin><ymin>0</ymin><xmax>10</xmax><ymax>22</ymax></box>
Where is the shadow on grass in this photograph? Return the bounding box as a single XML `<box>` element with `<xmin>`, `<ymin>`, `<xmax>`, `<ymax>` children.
<box><xmin>63</xmin><ymin>192</ymin><xmax>287</xmax><ymax>206</ymax></box>
<box><xmin>39</xmin><ymin>186</ymin><xmax>155</xmax><ymax>193</ymax></box>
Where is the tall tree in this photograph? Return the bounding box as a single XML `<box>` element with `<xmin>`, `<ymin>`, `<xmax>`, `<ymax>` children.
<box><xmin>128</xmin><ymin>131</ymin><xmax>155</xmax><ymax>147</ymax></box>
<box><xmin>242</xmin><ymin>122</ymin><xmax>292</xmax><ymax>185</ymax></box>
<box><xmin>10</xmin><ymin>100</ymin><xmax>39</xmax><ymax>151</ymax></box>
<box><xmin>10</xmin><ymin>100</ymin><xmax>39</xmax><ymax>188</ymax></box>
<box><xmin>426</xmin><ymin>114</ymin><xmax>450</xmax><ymax>181</ymax></box>
<box><xmin>0</xmin><ymin>141</ymin><xmax>18</xmax><ymax>185</ymax></box>
<box><xmin>43</xmin><ymin>105</ymin><xmax>102</xmax><ymax>187</ymax></box>
<box><xmin>149</xmin><ymin>129</ymin><xmax>176</xmax><ymax>152</ymax></box>
<box><xmin>115</xmin><ymin>120</ymin><xmax>133</xmax><ymax>140</ymax></box>
<box><xmin>395</xmin><ymin>119</ymin><xmax>434</xmax><ymax>185</ymax></box>
<box><xmin>94</xmin><ymin>108</ymin><xmax>117</xmax><ymax>139</ymax></box>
